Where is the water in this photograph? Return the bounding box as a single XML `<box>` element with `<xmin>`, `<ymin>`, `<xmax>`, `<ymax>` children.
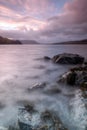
<box><xmin>0</xmin><ymin>45</ymin><xmax>87</xmax><ymax>130</ymax></box>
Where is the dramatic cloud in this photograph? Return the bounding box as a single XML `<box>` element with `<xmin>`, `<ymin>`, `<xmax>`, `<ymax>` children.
<box><xmin>0</xmin><ymin>0</ymin><xmax>87</xmax><ymax>43</ymax></box>
<box><xmin>40</xmin><ymin>0</ymin><xmax>87</xmax><ymax>42</ymax></box>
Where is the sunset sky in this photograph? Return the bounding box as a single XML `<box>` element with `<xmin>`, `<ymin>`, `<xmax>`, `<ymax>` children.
<box><xmin>0</xmin><ymin>0</ymin><xmax>87</xmax><ymax>43</ymax></box>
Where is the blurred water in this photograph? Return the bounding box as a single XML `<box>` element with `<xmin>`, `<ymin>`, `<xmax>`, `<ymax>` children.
<box><xmin>0</xmin><ymin>44</ymin><xmax>87</xmax><ymax>130</ymax></box>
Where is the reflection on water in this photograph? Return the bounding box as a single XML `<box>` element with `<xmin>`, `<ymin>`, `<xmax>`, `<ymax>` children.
<box><xmin>0</xmin><ymin>45</ymin><xmax>87</xmax><ymax>130</ymax></box>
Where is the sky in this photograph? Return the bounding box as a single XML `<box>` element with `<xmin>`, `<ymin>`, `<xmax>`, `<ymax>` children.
<box><xmin>0</xmin><ymin>0</ymin><xmax>87</xmax><ymax>43</ymax></box>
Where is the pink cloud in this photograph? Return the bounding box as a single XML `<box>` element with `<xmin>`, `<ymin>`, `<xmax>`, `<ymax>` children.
<box><xmin>64</xmin><ymin>0</ymin><xmax>87</xmax><ymax>24</ymax></box>
<box><xmin>0</xmin><ymin>0</ymin><xmax>87</xmax><ymax>42</ymax></box>
<box><xmin>40</xmin><ymin>0</ymin><xmax>87</xmax><ymax>42</ymax></box>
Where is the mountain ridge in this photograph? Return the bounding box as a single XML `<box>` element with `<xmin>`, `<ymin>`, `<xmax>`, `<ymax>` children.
<box><xmin>0</xmin><ymin>35</ymin><xmax>87</xmax><ymax>45</ymax></box>
<box><xmin>0</xmin><ymin>36</ymin><xmax>22</xmax><ymax>45</ymax></box>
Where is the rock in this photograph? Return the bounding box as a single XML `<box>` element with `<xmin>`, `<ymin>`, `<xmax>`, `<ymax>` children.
<box><xmin>84</xmin><ymin>61</ymin><xmax>87</xmax><ymax>65</ymax></box>
<box><xmin>80</xmin><ymin>83</ymin><xmax>87</xmax><ymax>92</ymax></box>
<box><xmin>44</xmin><ymin>56</ymin><xmax>51</xmax><ymax>61</ymax></box>
<box><xmin>52</xmin><ymin>53</ymin><xmax>84</xmax><ymax>64</ymax></box>
<box><xmin>18</xmin><ymin>105</ymin><xmax>68</xmax><ymax>130</ymax></box>
<box><xmin>59</xmin><ymin>65</ymin><xmax>87</xmax><ymax>87</ymax></box>
<box><xmin>44</xmin><ymin>85</ymin><xmax>61</xmax><ymax>95</ymax></box>
<box><xmin>28</xmin><ymin>82</ymin><xmax>47</xmax><ymax>91</ymax></box>
<box><xmin>66</xmin><ymin>72</ymin><xmax>77</xmax><ymax>85</ymax></box>
<box><xmin>18</xmin><ymin>121</ymin><xmax>32</xmax><ymax>130</ymax></box>
<box><xmin>24</xmin><ymin>104</ymin><xmax>35</xmax><ymax>113</ymax></box>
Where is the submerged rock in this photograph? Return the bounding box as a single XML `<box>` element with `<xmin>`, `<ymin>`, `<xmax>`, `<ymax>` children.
<box><xmin>28</xmin><ymin>82</ymin><xmax>47</xmax><ymax>92</ymax></box>
<box><xmin>44</xmin><ymin>56</ymin><xmax>51</xmax><ymax>61</ymax></box>
<box><xmin>59</xmin><ymin>65</ymin><xmax>87</xmax><ymax>87</ymax></box>
<box><xmin>44</xmin><ymin>85</ymin><xmax>61</xmax><ymax>95</ymax></box>
<box><xmin>18</xmin><ymin>104</ymin><xmax>68</xmax><ymax>130</ymax></box>
<box><xmin>52</xmin><ymin>53</ymin><xmax>84</xmax><ymax>64</ymax></box>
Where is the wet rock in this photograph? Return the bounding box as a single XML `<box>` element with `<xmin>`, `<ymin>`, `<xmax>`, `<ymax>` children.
<box><xmin>66</xmin><ymin>72</ymin><xmax>77</xmax><ymax>85</ymax></box>
<box><xmin>80</xmin><ymin>82</ymin><xmax>87</xmax><ymax>92</ymax></box>
<box><xmin>44</xmin><ymin>85</ymin><xmax>61</xmax><ymax>95</ymax></box>
<box><xmin>28</xmin><ymin>82</ymin><xmax>47</xmax><ymax>91</ymax></box>
<box><xmin>70</xmin><ymin>65</ymin><xmax>87</xmax><ymax>71</ymax></box>
<box><xmin>33</xmin><ymin>65</ymin><xmax>46</xmax><ymax>69</ymax></box>
<box><xmin>44</xmin><ymin>56</ymin><xmax>51</xmax><ymax>61</ymax></box>
<box><xmin>52</xmin><ymin>53</ymin><xmax>84</xmax><ymax>64</ymax></box>
<box><xmin>24</xmin><ymin>104</ymin><xmax>35</xmax><ymax>113</ymax></box>
<box><xmin>59</xmin><ymin>65</ymin><xmax>87</xmax><ymax>87</ymax></box>
<box><xmin>84</xmin><ymin>61</ymin><xmax>87</xmax><ymax>65</ymax></box>
<box><xmin>18</xmin><ymin>105</ymin><xmax>68</xmax><ymax>130</ymax></box>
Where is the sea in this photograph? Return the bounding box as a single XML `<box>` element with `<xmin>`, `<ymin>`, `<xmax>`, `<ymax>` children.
<box><xmin>0</xmin><ymin>44</ymin><xmax>87</xmax><ymax>130</ymax></box>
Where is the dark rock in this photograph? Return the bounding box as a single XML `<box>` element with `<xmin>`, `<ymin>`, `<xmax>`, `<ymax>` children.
<box><xmin>70</xmin><ymin>65</ymin><xmax>87</xmax><ymax>71</ymax></box>
<box><xmin>18</xmin><ymin>121</ymin><xmax>32</xmax><ymax>130</ymax></box>
<box><xmin>59</xmin><ymin>65</ymin><xmax>87</xmax><ymax>87</ymax></box>
<box><xmin>44</xmin><ymin>86</ymin><xmax>61</xmax><ymax>95</ymax></box>
<box><xmin>52</xmin><ymin>53</ymin><xmax>84</xmax><ymax>64</ymax></box>
<box><xmin>44</xmin><ymin>56</ymin><xmax>51</xmax><ymax>61</ymax></box>
<box><xmin>66</xmin><ymin>72</ymin><xmax>77</xmax><ymax>85</ymax></box>
<box><xmin>84</xmin><ymin>61</ymin><xmax>87</xmax><ymax>65</ymax></box>
<box><xmin>18</xmin><ymin>105</ymin><xmax>68</xmax><ymax>130</ymax></box>
<box><xmin>28</xmin><ymin>82</ymin><xmax>47</xmax><ymax>91</ymax></box>
<box><xmin>80</xmin><ymin>83</ymin><xmax>87</xmax><ymax>91</ymax></box>
<box><xmin>24</xmin><ymin>104</ymin><xmax>35</xmax><ymax>113</ymax></box>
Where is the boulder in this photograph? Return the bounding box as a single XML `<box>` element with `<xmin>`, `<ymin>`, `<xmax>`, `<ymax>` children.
<box><xmin>52</xmin><ymin>53</ymin><xmax>84</xmax><ymax>64</ymax></box>
<box><xmin>59</xmin><ymin>65</ymin><xmax>87</xmax><ymax>87</ymax></box>
<box><xmin>18</xmin><ymin>104</ymin><xmax>68</xmax><ymax>130</ymax></box>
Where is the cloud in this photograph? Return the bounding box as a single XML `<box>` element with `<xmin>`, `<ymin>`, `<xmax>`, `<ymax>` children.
<box><xmin>39</xmin><ymin>0</ymin><xmax>87</xmax><ymax>42</ymax></box>
<box><xmin>0</xmin><ymin>0</ymin><xmax>55</xmax><ymax>19</ymax></box>
<box><xmin>0</xmin><ymin>0</ymin><xmax>54</xmax><ymax>41</ymax></box>
<box><xmin>0</xmin><ymin>0</ymin><xmax>87</xmax><ymax>43</ymax></box>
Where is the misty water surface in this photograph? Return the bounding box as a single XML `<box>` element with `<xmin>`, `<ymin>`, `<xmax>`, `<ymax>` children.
<box><xmin>0</xmin><ymin>44</ymin><xmax>87</xmax><ymax>130</ymax></box>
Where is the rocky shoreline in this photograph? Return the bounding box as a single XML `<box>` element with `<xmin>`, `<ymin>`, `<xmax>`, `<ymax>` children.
<box><xmin>1</xmin><ymin>53</ymin><xmax>87</xmax><ymax>130</ymax></box>
<box><xmin>44</xmin><ymin>53</ymin><xmax>87</xmax><ymax>89</ymax></box>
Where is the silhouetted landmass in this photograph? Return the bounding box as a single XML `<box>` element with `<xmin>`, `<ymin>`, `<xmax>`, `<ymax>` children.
<box><xmin>0</xmin><ymin>36</ymin><xmax>22</xmax><ymax>45</ymax></box>
<box><xmin>52</xmin><ymin>39</ymin><xmax>87</xmax><ymax>45</ymax></box>
<box><xmin>0</xmin><ymin>35</ymin><xmax>87</xmax><ymax>45</ymax></box>
<box><xmin>21</xmin><ymin>40</ymin><xmax>40</xmax><ymax>44</ymax></box>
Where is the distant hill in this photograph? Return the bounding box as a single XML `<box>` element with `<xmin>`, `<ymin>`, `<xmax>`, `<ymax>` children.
<box><xmin>0</xmin><ymin>35</ymin><xmax>87</xmax><ymax>45</ymax></box>
<box><xmin>21</xmin><ymin>40</ymin><xmax>40</xmax><ymax>44</ymax></box>
<box><xmin>0</xmin><ymin>36</ymin><xmax>22</xmax><ymax>45</ymax></box>
<box><xmin>52</xmin><ymin>39</ymin><xmax>87</xmax><ymax>45</ymax></box>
